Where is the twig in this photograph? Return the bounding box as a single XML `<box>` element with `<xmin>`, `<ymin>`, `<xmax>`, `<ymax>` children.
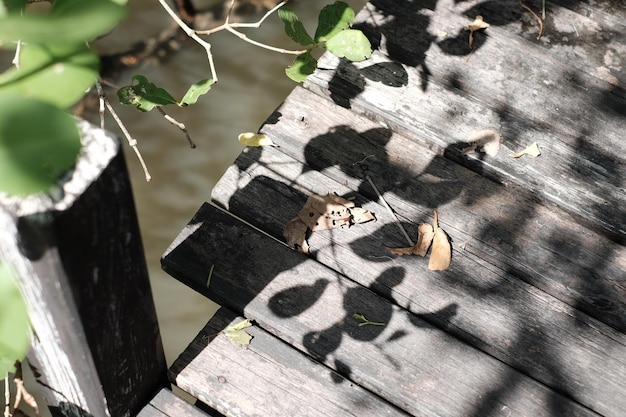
<box><xmin>4</xmin><ymin>372</ymin><xmax>9</xmax><ymax>417</ymax></box>
<box><xmin>158</xmin><ymin>0</ymin><xmax>218</xmax><ymax>82</ymax></box>
<box><xmin>13</xmin><ymin>361</ymin><xmax>40</xmax><ymax>417</ymax></box>
<box><xmin>104</xmin><ymin>99</ymin><xmax>152</xmax><ymax>182</ymax></box>
<box><xmin>11</xmin><ymin>40</ymin><xmax>21</xmax><ymax>67</ymax></box>
<box><xmin>366</xmin><ymin>175</ymin><xmax>413</xmax><ymax>246</ymax></box>
<box><xmin>95</xmin><ymin>81</ymin><xmax>106</xmax><ymax>129</ymax></box>
<box><xmin>519</xmin><ymin>1</ymin><xmax>543</xmax><ymax>40</ymax></box>
<box><xmin>156</xmin><ymin>107</ymin><xmax>196</xmax><ymax>148</ymax></box>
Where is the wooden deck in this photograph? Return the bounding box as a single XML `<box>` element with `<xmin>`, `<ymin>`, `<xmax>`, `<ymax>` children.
<box><xmin>162</xmin><ymin>1</ymin><xmax>626</xmax><ymax>416</ymax></box>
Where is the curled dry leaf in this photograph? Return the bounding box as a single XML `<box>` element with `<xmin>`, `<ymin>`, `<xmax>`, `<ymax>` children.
<box><xmin>284</xmin><ymin>217</ymin><xmax>310</xmax><ymax>253</ymax></box>
<box><xmin>462</xmin><ymin>129</ymin><xmax>501</xmax><ymax>157</ymax></box>
<box><xmin>284</xmin><ymin>192</ymin><xmax>376</xmax><ymax>253</ymax></box>
<box><xmin>385</xmin><ymin>210</ymin><xmax>451</xmax><ymax>271</ymax></box>
<box><xmin>512</xmin><ymin>142</ymin><xmax>541</xmax><ymax>158</ymax></box>
<box><xmin>414</xmin><ymin>223</ymin><xmax>435</xmax><ymax>256</ymax></box>
<box><xmin>428</xmin><ymin>211</ymin><xmax>452</xmax><ymax>271</ymax></box>
<box><xmin>464</xmin><ymin>15</ymin><xmax>490</xmax><ymax>48</ymax></box>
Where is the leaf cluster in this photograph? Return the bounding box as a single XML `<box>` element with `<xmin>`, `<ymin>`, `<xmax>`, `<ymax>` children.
<box><xmin>0</xmin><ymin>0</ymin><xmax>127</xmax><ymax>196</ymax></box>
<box><xmin>279</xmin><ymin>1</ymin><xmax>371</xmax><ymax>82</ymax></box>
<box><xmin>0</xmin><ymin>0</ymin><xmax>127</xmax><ymax>375</ymax></box>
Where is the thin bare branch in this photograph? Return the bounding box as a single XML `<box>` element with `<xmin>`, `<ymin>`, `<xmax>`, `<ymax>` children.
<box><xmin>156</xmin><ymin>107</ymin><xmax>196</xmax><ymax>148</ymax></box>
<box><xmin>104</xmin><ymin>99</ymin><xmax>152</xmax><ymax>182</ymax></box>
<box><xmin>366</xmin><ymin>175</ymin><xmax>413</xmax><ymax>246</ymax></box>
<box><xmin>158</xmin><ymin>0</ymin><xmax>218</xmax><ymax>81</ymax></box>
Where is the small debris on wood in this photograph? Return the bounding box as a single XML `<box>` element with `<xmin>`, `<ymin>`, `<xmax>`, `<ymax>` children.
<box><xmin>284</xmin><ymin>192</ymin><xmax>376</xmax><ymax>253</ymax></box>
<box><xmin>461</xmin><ymin>129</ymin><xmax>501</xmax><ymax>157</ymax></box>
<box><xmin>465</xmin><ymin>15</ymin><xmax>490</xmax><ymax>49</ymax></box>
<box><xmin>224</xmin><ymin>319</ymin><xmax>253</xmax><ymax>346</ymax></box>
<box><xmin>385</xmin><ymin>210</ymin><xmax>452</xmax><ymax>271</ymax></box>
<box><xmin>512</xmin><ymin>142</ymin><xmax>541</xmax><ymax>158</ymax></box>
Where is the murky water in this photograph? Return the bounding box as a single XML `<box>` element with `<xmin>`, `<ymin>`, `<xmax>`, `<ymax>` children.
<box><xmin>93</xmin><ymin>0</ymin><xmax>367</xmax><ymax>370</ymax></box>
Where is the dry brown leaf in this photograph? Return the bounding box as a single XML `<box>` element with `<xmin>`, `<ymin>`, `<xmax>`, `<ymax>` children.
<box><xmin>384</xmin><ymin>245</ymin><xmax>415</xmax><ymax>256</ymax></box>
<box><xmin>428</xmin><ymin>211</ymin><xmax>452</xmax><ymax>271</ymax></box>
<box><xmin>350</xmin><ymin>207</ymin><xmax>376</xmax><ymax>224</ymax></box>
<box><xmin>283</xmin><ymin>218</ymin><xmax>310</xmax><ymax>253</ymax></box>
<box><xmin>413</xmin><ymin>223</ymin><xmax>434</xmax><ymax>256</ymax></box>
<box><xmin>462</xmin><ymin>129</ymin><xmax>501</xmax><ymax>157</ymax></box>
<box><xmin>464</xmin><ymin>15</ymin><xmax>490</xmax><ymax>48</ymax></box>
<box><xmin>298</xmin><ymin>193</ymin><xmax>352</xmax><ymax>231</ymax></box>
<box><xmin>285</xmin><ymin>192</ymin><xmax>375</xmax><ymax>253</ymax></box>
<box><xmin>512</xmin><ymin>142</ymin><xmax>541</xmax><ymax>158</ymax></box>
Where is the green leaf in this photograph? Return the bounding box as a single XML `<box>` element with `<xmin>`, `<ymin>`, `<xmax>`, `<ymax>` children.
<box><xmin>0</xmin><ymin>0</ymin><xmax>27</xmax><ymax>17</ymax></box>
<box><xmin>0</xmin><ymin>42</ymin><xmax>99</xmax><ymax>108</ymax></box>
<box><xmin>0</xmin><ymin>0</ymin><xmax>127</xmax><ymax>44</ymax></box>
<box><xmin>285</xmin><ymin>52</ymin><xmax>317</xmax><ymax>83</ymax></box>
<box><xmin>325</xmin><ymin>29</ymin><xmax>372</xmax><ymax>61</ymax></box>
<box><xmin>224</xmin><ymin>319</ymin><xmax>253</xmax><ymax>346</ymax></box>
<box><xmin>278</xmin><ymin>7</ymin><xmax>314</xmax><ymax>46</ymax></box>
<box><xmin>314</xmin><ymin>1</ymin><xmax>354</xmax><ymax>42</ymax></box>
<box><xmin>181</xmin><ymin>79</ymin><xmax>214</xmax><ymax>106</ymax></box>
<box><xmin>117</xmin><ymin>75</ymin><xmax>178</xmax><ymax>112</ymax></box>
<box><xmin>0</xmin><ymin>95</ymin><xmax>81</xmax><ymax>195</ymax></box>
<box><xmin>0</xmin><ymin>262</ymin><xmax>30</xmax><ymax>376</ymax></box>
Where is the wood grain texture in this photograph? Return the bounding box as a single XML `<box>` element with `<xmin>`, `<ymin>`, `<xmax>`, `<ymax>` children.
<box><xmin>163</xmin><ymin>1</ymin><xmax>626</xmax><ymax>416</ymax></box>
<box><xmin>170</xmin><ymin>308</ymin><xmax>409</xmax><ymax>417</ymax></box>
<box><xmin>137</xmin><ymin>389</ymin><xmax>211</xmax><ymax>417</ymax></box>
<box><xmin>163</xmin><ymin>204</ymin><xmax>599</xmax><ymax>417</ymax></box>
<box><xmin>304</xmin><ymin>1</ymin><xmax>626</xmax><ymax>241</ymax></box>
<box><xmin>206</xmin><ymin>141</ymin><xmax>625</xmax><ymax>417</ymax></box>
<box><xmin>259</xmin><ymin>86</ymin><xmax>626</xmax><ymax>335</ymax></box>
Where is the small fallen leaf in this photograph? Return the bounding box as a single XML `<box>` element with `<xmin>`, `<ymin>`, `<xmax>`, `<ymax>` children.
<box><xmin>512</xmin><ymin>142</ymin><xmax>541</xmax><ymax>158</ymax></box>
<box><xmin>238</xmin><ymin>132</ymin><xmax>275</xmax><ymax>147</ymax></box>
<box><xmin>224</xmin><ymin>319</ymin><xmax>253</xmax><ymax>346</ymax></box>
<box><xmin>413</xmin><ymin>223</ymin><xmax>435</xmax><ymax>256</ymax></box>
<box><xmin>298</xmin><ymin>194</ymin><xmax>352</xmax><ymax>231</ymax></box>
<box><xmin>285</xmin><ymin>192</ymin><xmax>375</xmax><ymax>252</ymax></box>
<box><xmin>464</xmin><ymin>15</ymin><xmax>490</xmax><ymax>49</ymax></box>
<box><xmin>283</xmin><ymin>218</ymin><xmax>310</xmax><ymax>253</ymax></box>
<box><xmin>428</xmin><ymin>211</ymin><xmax>452</xmax><ymax>271</ymax></box>
<box><xmin>462</xmin><ymin>129</ymin><xmax>501</xmax><ymax>157</ymax></box>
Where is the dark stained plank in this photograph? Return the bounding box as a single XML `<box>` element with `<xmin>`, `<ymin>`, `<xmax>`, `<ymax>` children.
<box><xmin>169</xmin><ymin>307</ymin><xmax>409</xmax><ymax>417</ymax></box>
<box><xmin>208</xmin><ymin>141</ymin><xmax>626</xmax><ymax>417</ymax></box>
<box><xmin>258</xmin><ymin>86</ymin><xmax>626</xmax><ymax>335</ymax></box>
<box><xmin>137</xmin><ymin>389</ymin><xmax>211</xmax><ymax>417</ymax></box>
<box><xmin>303</xmin><ymin>2</ymin><xmax>626</xmax><ymax>242</ymax></box>
<box><xmin>162</xmin><ymin>203</ymin><xmax>599</xmax><ymax>417</ymax></box>
<box><xmin>0</xmin><ymin>121</ymin><xmax>167</xmax><ymax>417</ymax></box>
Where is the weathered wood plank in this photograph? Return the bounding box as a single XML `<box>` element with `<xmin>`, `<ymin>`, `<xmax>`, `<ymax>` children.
<box><xmin>162</xmin><ymin>203</ymin><xmax>599</xmax><ymax>417</ymax></box>
<box><xmin>304</xmin><ymin>2</ymin><xmax>626</xmax><ymax>241</ymax></box>
<box><xmin>169</xmin><ymin>307</ymin><xmax>409</xmax><ymax>417</ymax></box>
<box><xmin>0</xmin><ymin>121</ymin><xmax>167</xmax><ymax>417</ymax></box>
<box><xmin>207</xmin><ymin>142</ymin><xmax>626</xmax><ymax>417</ymax></box>
<box><xmin>137</xmin><ymin>389</ymin><xmax>211</xmax><ymax>417</ymax></box>
<box><xmin>259</xmin><ymin>86</ymin><xmax>626</xmax><ymax>334</ymax></box>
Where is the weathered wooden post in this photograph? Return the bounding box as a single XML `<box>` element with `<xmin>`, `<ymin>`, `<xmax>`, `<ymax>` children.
<box><xmin>0</xmin><ymin>121</ymin><xmax>168</xmax><ymax>417</ymax></box>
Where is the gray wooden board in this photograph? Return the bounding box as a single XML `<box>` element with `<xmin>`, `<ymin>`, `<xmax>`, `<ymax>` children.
<box><xmin>258</xmin><ymin>86</ymin><xmax>626</xmax><ymax>334</ymax></box>
<box><xmin>207</xmin><ymin>141</ymin><xmax>626</xmax><ymax>416</ymax></box>
<box><xmin>303</xmin><ymin>2</ymin><xmax>626</xmax><ymax>241</ymax></box>
<box><xmin>162</xmin><ymin>204</ymin><xmax>599</xmax><ymax>417</ymax></box>
<box><xmin>169</xmin><ymin>307</ymin><xmax>409</xmax><ymax>417</ymax></box>
<box><xmin>137</xmin><ymin>389</ymin><xmax>210</xmax><ymax>417</ymax></box>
